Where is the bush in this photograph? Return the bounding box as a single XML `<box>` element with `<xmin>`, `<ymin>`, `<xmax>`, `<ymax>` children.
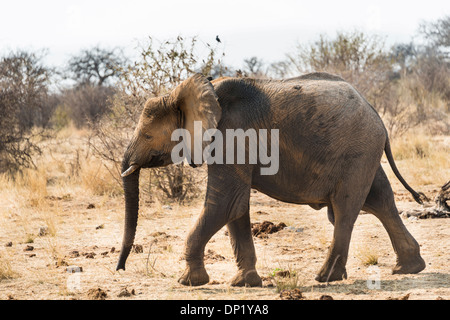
<box><xmin>0</xmin><ymin>50</ymin><xmax>54</xmax><ymax>173</ymax></box>
<box><xmin>59</xmin><ymin>84</ymin><xmax>116</xmax><ymax>128</ymax></box>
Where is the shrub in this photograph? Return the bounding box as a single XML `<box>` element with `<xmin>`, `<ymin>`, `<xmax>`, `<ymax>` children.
<box><xmin>0</xmin><ymin>50</ymin><xmax>54</xmax><ymax>173</ymax></box>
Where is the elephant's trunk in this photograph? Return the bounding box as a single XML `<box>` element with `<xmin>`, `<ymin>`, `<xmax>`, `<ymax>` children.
<box><xmin>116</xmin><ymin>158</ymin><xmax>140</xmax><ymax>271</ymax></box>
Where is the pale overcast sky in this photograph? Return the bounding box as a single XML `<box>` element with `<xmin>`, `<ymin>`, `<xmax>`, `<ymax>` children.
<box><xmin>1</xmin><ymin>0</ymin><xmax>449</xmax><ymax>68</ymax></box>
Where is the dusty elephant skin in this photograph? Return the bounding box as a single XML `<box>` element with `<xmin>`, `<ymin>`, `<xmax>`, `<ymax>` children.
<box><xmin>116</xmin><ymin>72</ymin><xmax>426</xmax><ymax>286</ymax></box>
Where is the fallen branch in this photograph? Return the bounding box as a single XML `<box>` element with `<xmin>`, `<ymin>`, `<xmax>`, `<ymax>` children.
<box><xmin>400</xmin><ymin>180</ymin><xmax>450</xmax><ymax>219</ymax></box>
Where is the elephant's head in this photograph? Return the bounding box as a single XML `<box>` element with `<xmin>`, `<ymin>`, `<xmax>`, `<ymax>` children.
<box><xmin>116</xmin><ymin>73</ymin><xmax>221</xmax><ymax>270</ymax></box>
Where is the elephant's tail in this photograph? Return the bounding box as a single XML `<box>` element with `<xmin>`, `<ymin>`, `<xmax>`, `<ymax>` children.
<box><xmin>384</xmin><ymin>139</ymin><xmax>428</xmax><ymax>205</ymax></box>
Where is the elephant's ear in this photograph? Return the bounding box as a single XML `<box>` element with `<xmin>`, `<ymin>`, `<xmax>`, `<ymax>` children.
<box><xmin>170</xmin><ymin>73</ymin><xmax>222</xmax><ymax>164</ymax></box>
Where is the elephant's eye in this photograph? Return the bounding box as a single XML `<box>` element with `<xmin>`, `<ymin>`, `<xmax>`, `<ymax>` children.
<box><xmin>142</xmin><ymin>133</ymin><xmax>153</xmax><ymax>140</ymax></box>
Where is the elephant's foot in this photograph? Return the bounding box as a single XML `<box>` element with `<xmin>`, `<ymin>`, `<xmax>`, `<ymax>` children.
<box><xmin>230</xmin><ymin>269</ymin><xmax>262</xmax><ymax>287</ymax></box>
<box><xmin>315</xmin><ymin>268</ymin><xmax>347</xmax><ymax>283</ymax></box>
<box><xmin>178</xmin><ymin>266</ymin><xmax>209</xmax><ymax>286</ymax></box>
<box><xmin>392</xmin><ymin>255</ymin><xmax>426</xmax><ymax>275</ymax></box>
<box><xmin>315</xmin><ymin>259</ymin><xmax>347</xmax><ymax>283</ymax></box>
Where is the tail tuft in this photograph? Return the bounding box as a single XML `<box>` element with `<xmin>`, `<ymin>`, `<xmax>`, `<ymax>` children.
<box><xmin>413</xmin><ymin>192</ymin><xmax>429</xmax><ymax>205</ymax></box>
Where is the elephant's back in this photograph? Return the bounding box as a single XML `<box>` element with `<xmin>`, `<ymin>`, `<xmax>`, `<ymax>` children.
<box><xmin>213</xmin><ymin>75</ymin><xmax>387</xmax><ymax>145</ymax></box>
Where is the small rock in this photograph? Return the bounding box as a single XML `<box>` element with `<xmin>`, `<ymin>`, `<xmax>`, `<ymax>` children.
<box><xmin>24</xmin><ymin>245</ymin><xmax>34</xmax><ymax>251</ymax></box>
<box><xmin>132</xmin><ymin>244</ymin><xmax>143</xmax><ymax>253</ymax></box>
<box><xmin>66</xmin><ymin>266</ymin><xmax>83</xmax><ymax>273</ymax></box>
<box><xmin>284</xmin><ymin>226</ymin><xmax>304</xmax><ymax>233</ymax></box>
<box><xmin>38</xmin><ymin>227</ymin><xmax>49</xmax><ymax>236</ymax></box>
<box><xmin>319</xmin><ymin>295</ymin><xmax>334</xmax><ymax>300</ymax></box>
<box><xmin>87</xmin><ymin>204</ymin><xmax>95</xmax><ymax>209</ymax></box>
<box><xmin>27</xmin><ymin>253</ymin><xmax>36</xmax><ymax>258</ymax></box>
<box><xmin>117</xmin><ymin>287</ymin><xmax>135</xmax><ymax>297</ymax></box>
<box><xmin>95</xmin><ymin>224</ymin><xmax>104</xmax><ymax>230</ymax></box>
<box><xmin>55</xmin><ymin>258</ymin><xmax>69</xmax><ymax>267</ymax></box>
<box><xmin>84</xmin><ymin>252</ymin><xmax>96</xmax><ymax>259</ymax></box>
<box><xmin>110</xmin><ymin>247</ymin><xmax>116</xmax><ymax>253</ymax></box>
<box><xmin>69</xmin><ymin>250</ymin><xmax>80</xmax><ymax>258</ymax></box>
<box><xmin>5</xmin><ymin>242</ymin><xmax>12</xmax><ymax>247</ymax></box>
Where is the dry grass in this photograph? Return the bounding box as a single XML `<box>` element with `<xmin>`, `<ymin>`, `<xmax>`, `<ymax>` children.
<box><xmin>79</xmin><ymin>160</ymin><xmax>122</xmax><ymax>197</ymax></box>
<box><xmin>270</xmin><ymin>267</ymin><xmax>301</xmax><ymax>292</ymax></box>
<box><xmin>355</xmin><ymin>245</ymin><xmax>379</xmax><ymax>266</ymax></box>
<box><xmin>0</xmin><ymin>252</ymin><xmax>18</xmax><ymax>280</ymax></box>
<box><xmin>387</xmin><ymin>131</ymin><xmax>450</xmax><ymax>187</ymax></box>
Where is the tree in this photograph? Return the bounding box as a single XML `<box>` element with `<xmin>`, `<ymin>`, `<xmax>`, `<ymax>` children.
<box><xmin>417</xmin><ymin>16</ymin><xmax>450</xmax><ymax>107</ymax></box>
<box><xmin>62</xmin><ymin>46</ymin><xmax>126</xmax><ymax>128</ymax></box>
<box><xmin>59</xmin><ymin>85</ymin><xmax>116</xmax><ymax>128</ymax></box>
<box><xmin>67</xmin><ymin>46</ymin><xmax>126</xmax><ymax>86</ymax></box>
<box><xmin>419</xmin><ymin>15</ymin><xmax>450</xmax><ymax>49</ymax></box>
<box><xmin>391</xmin><ymin>16</ymin><xmax>450</xmax><ymax>124</ymax></box>
<box><xmin>243</xmin><ymin>56</ymin><xmax>266</xmax><ymax>77</ymax></box>
<box><xmin>391</xmin><ymin>42</ymin><xmax>417</xmax><ymax>76</ymax></box>
<box><xmin>0</xmin><ymin>89</ymin><xmax>39</xmax><ymax>173</ymax></box>
<box><xmin>0</xmin><ymin>50</ymin><xmax>54</xmax><ymax>129</ymax></box>
<box><xmin>0</xmin><ymin>50</ymin><xmax>53</xmax><ymax>173</ymax></box>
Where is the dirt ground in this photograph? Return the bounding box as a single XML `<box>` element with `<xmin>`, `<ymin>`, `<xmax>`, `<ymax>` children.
<box><xmin>0</xmin><ymin>168</ymin><xmax>448</xmax><ymax>300</ymax></box>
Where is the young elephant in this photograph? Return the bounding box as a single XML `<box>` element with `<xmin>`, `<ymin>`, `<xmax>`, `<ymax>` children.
<box><xmin>117</xmin><ymin>72</ymin><xmax>426</xmax><ymax>286</ymax></box>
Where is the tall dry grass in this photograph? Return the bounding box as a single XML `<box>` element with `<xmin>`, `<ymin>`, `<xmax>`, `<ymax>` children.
<box><xmin>78</xmin><ymin>160</ymin><xmax>123</xmax><ymax>197</ymax></box>
<box><xmin>0</xmin><ymin>252</ymin><xmax>17</xmax><ymax>280</ymax></box>
<box><xmin>388</xmin><ymin>131</ymin><xmax>449</xmax><ymax>187</ymax></box>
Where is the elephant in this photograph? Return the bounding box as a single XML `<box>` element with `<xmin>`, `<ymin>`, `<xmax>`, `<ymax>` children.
<box><xmin>116</xmin><ymin>72</ymin><xmax>426</xmax><ymax>286</ymax></box>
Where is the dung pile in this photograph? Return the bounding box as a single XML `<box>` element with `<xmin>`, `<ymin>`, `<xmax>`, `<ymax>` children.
<box><xmin>251</xmin><ymin>221</ymin><xmax>287</xmax><ymax>238</ymax></box>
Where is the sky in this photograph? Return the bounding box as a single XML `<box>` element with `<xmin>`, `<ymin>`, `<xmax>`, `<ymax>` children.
<box><xmin>1</xmin><ymin>0</ymin><xmax>449</xmax><ymax>69</ymax></box>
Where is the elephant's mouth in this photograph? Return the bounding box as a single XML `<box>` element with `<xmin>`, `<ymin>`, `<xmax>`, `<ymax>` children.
<box><xmin>122</xmin><ymin>154</ymin><xmax>168</xmax><ymax>177</ymax></box>
<box><xmin>142</xmin><ymin>153</ymin><xmax>170</xmax><ymax>168</ymax></box>
<box><xmin>142</xmin><ymin>153</ymin><xmax>167</xmax><ymax>168</ymax></box>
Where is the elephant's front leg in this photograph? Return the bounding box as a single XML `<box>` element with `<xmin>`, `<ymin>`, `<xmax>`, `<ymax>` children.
<box><xmin>228</xmin><ymin>213</ymin><xmax>262</xmax><ymax>287</ymax></box>
<box><xmin>178</xmin><ymin>165</ymin><xmax>253</xmax><ymax>286</ymax></box>
<box><xmin>178</xmin><ymin>205</ymin><xmax>226</xmax><ymax>286</ymax></box>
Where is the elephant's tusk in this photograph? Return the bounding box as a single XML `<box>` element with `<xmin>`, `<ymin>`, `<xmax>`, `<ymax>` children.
<box><xmin>121</xmin><ymin>164</ymin><xmax>139</xmax><ymax>177</ymax></box>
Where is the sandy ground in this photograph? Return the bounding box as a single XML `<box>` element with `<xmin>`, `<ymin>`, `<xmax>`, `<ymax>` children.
<box><xmin>0</xmin><ymin>173</ymin><xmax>448</xmax><ymax>300</ymax></box>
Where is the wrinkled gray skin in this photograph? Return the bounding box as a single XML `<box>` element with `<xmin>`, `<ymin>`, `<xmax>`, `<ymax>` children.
<box><xmin>117</xmin><ymin>72</ymin><xmax>426</xmax><ymax>286</ymax></box>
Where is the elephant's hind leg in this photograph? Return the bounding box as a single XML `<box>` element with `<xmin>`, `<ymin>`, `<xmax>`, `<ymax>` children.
<box><xmin>315</xmin><ymin>198</ymin><xmax>360</xmax><ymax>282</ymax></box>
<box><xmin>316</xmin><ymin>159</ymin><xmax>379</xmax><ymax>282</ymax></box>
<box><xmin>362</xmin><ymin>166</ymin><xmax>425</xmax><ymax>275</ymax></box>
